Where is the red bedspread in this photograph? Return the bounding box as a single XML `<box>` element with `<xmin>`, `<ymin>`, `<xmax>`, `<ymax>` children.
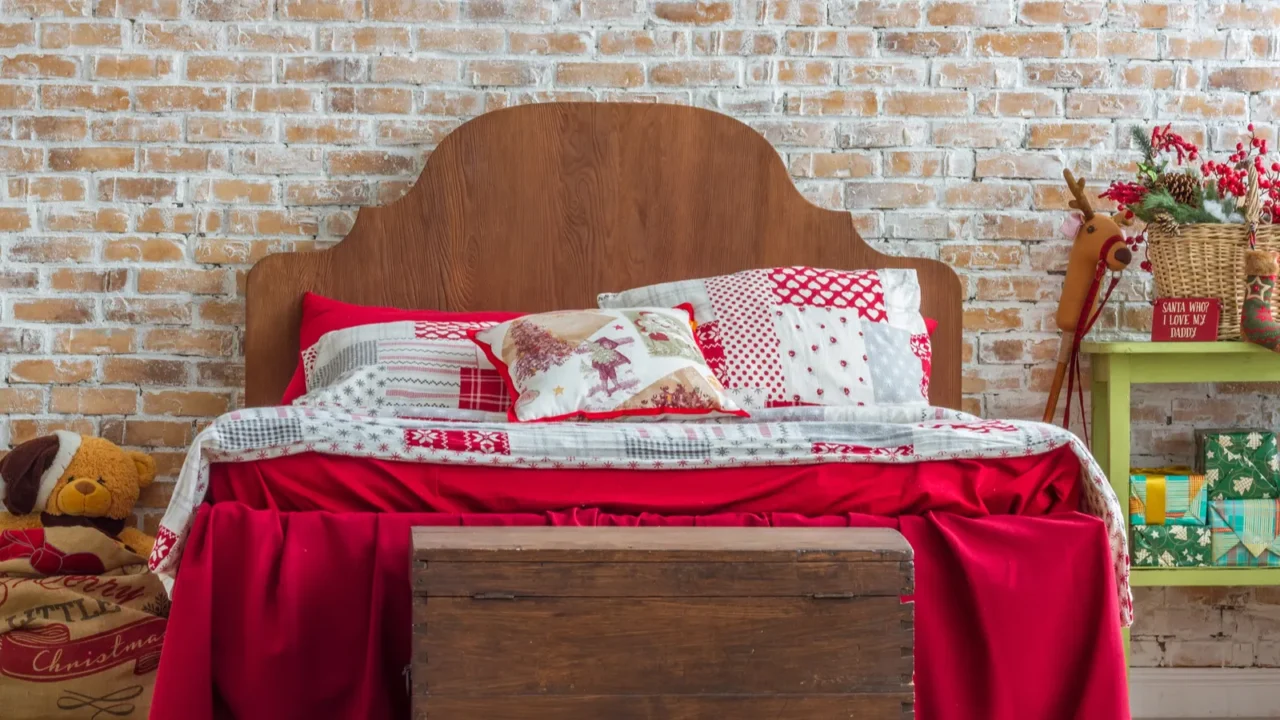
<box><xmin>152</xmin><ymin>447</ymin><xmax>1128</xmax><ymax>720</ymax></box>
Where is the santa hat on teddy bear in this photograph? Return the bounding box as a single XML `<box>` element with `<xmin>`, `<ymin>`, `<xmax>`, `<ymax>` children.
<box><xmin>0</xmin><ymin>431</ymin><xmax>82</xmax><ymax>516</ymax></box>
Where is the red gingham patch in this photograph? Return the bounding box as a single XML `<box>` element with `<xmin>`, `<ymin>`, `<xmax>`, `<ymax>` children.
<box><xmin>458</xmin><ymin>367</ymin><xmax>511</xmax><ymax>413</ymax></box>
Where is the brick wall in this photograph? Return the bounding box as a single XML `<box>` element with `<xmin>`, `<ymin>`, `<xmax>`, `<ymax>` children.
<box><xmin>1</xmin><ymin>0</ymin><xmax>1277</xmax><ymax>667</ymax></box>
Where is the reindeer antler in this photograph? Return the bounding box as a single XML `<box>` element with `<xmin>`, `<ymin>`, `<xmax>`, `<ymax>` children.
<box><xmin>1062</xmin><ymin>169</ymin><xmax>1095</xmax><ymax>220</ymax></box>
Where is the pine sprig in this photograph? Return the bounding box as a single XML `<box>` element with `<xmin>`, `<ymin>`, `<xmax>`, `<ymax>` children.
<box><xmin>1131</xmin><ymin>125</ymin><xmax>1155</xmax><ymax>165</ymax></box>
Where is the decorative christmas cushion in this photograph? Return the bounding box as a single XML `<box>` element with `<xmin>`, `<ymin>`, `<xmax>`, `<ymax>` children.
<box><xmin>292</xmin><ymin>319</ymin><xmax>510</xmax><ymax>420</ymax></box>
<box><xmin>1209</xmin><ymin>498</ymin><xmax>1280</xmax><ymax>566</ymax></box>
<box><xmin>1196</xmin><ymin>429</ymin><xmax>1280</xmax><ymax>500</ymax></box>
<box><xmin>280</xmin><ymin>292</ymin><xmax>521</xmax><ymax>404</ymax></box>
<box><xmin>1131</xmin><ymin>524</ymin><xmax>1211</xmax><ymax>568</ymax></box>
<box><xmin>470</xmin><ymin>306</ymin><xmax>746</xmax><ymax>422</ymax></box>
<box><xmin>1129</xmin><ymin>469</ymin><xmax>1209</xmax><ymax>527</ymax></box>
<box><xmin>597</xmin><ymin>267</ymin><xmax>931</xmax><ymax>408</ymax></box>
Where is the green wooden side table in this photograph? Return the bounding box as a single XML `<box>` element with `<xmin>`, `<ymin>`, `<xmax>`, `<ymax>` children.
<box><xmin>1084</xmin><ymin>341</ymin><xmax>1280</xmax><ymax>666</ymax></box>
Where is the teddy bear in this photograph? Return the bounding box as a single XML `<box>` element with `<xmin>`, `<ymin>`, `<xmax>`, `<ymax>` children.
<box><xmin>0</xmin><ymin>431</ymin><xmax>157</xmax><ymax>558</ymax></box>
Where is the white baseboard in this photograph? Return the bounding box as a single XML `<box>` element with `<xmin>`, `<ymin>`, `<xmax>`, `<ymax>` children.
<box><xmin>1131</xmin><ymin>668</ymin><xmax>1280</xmax><ymax>718</ymax></box>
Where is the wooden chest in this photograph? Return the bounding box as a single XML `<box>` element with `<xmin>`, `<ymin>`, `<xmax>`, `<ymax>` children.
<box><xmin>411</xmin><ymin>526</ymin><xmax>914</xmax><ymax>719</ymax></box>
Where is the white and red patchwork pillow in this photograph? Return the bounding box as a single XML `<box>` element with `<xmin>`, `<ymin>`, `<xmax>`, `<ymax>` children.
<box><xmin>598</xmin><ymin>267</ymin><xmax>931</xmax><ymax>407</ymax></box>
<box><xmin>471</xmin><ymin>306</ymin><xmax>745</xmax><ymax>422</ymax></box>
<box><xmin>293</xmin><ymin>320</ymin><xmax>510</xmax><ymax>420</ymax></box>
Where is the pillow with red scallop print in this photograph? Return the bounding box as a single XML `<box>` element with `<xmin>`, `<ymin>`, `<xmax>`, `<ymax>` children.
<box><xmin>597</xmin><ymin>266</ymin><xmax>931</xmax><ymax>407</ymax></box>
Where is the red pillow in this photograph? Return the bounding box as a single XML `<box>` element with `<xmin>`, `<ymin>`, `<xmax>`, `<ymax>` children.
<box><xmin>279</xmin><ymin>293</ymin><xmax>521</xmax><ymax>404</ymax></box>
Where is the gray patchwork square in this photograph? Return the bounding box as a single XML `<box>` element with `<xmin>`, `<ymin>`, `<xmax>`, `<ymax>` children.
<box><xmin>862</xmin><ymin>321</ymin><xmax>925</xmax><ymax>405</ymax></box>
<box><xmin>312</xmin><ymin>340</ymin><xmax>378</xmax><ymax>389</ymax></box>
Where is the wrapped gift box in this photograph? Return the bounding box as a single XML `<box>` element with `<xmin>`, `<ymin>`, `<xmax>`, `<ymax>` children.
<box><xmin>1196</xmin><ymin>429</ymin><xmax>1280</xmax><ymax>500</ymax></box>
<box><xmin>1131</xmin><ymin>524</ymin><xmax>1212</xmax><ymax>568</ymax></box>
<box><xmin>1130</xmin><ymin>468</ymin><xmax>1208</xmax><ymax>526</ymax></box>
<box><xmin>1209</xmin><ymin>499</ymin><xmax>1280</xmax><ymax>567</ymax></box>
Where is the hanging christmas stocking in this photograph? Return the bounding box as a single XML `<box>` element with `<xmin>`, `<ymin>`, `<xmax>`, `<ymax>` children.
<box><xmin>1242</xmin><ymin>249</ymin><xmax>1280</xmax><ymax>351</ymax></box>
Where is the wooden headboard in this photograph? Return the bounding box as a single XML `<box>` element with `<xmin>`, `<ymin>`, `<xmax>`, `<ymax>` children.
<box><xmin>245</xmin><ymin>103</ymin><xmax>963</xmax><ymax>408</ymax></box>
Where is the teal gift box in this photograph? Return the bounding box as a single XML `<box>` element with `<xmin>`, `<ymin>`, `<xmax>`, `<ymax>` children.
<box><xmin>1129</xmin><ymin>469</ymin><xmax>1208</xmax><ymax>526</ymax></box>
<box><xmin>1209</xmin><ymin>498</ymin><xmax>1280</xmax><ymax>567</ymax></box>
<box><xmin>1197</xmin><ymin>429</ymin><xmax>1280</xmax><ymax>500</ymax></box>
<box><xmin>1131</xmin><ymin>524</ymin><xmax>1212</xmax><ymax>568</ymax></box>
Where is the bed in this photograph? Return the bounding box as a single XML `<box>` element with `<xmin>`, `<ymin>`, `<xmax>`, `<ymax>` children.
<box><xmin>147</xmin><ymin>103</ymin><xmax>1129</xmax><ymax>719</ymax></box>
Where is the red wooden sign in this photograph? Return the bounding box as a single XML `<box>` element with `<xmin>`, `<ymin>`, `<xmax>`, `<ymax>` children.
<box><xmin>1151</xmin><ymin>298</ymin><xmax>1220</xmax><ymax>342</ymax></box>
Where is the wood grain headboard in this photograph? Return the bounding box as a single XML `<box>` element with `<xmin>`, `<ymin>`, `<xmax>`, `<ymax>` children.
<box><xmin>245</xmin><ymin>102</ymin><xmax>962</xmax><ymax>408</ymax></box>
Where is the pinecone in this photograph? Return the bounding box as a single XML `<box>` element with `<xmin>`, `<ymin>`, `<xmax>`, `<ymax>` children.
<box><xmin>1157</xmin><ymin>171</ymin><xmax>1201</xmax><ymax>207</ymax></box>
<box><xmin>1148</xmin><ymin>210</ymin><xmax>1180</xmax><ymax>237</ymax></box>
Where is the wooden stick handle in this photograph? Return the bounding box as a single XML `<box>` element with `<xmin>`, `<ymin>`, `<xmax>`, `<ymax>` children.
<box><xmin>1042</xmin><ymin>359</ymin><xmax>1068</xmax><ymax>424</ymax></box>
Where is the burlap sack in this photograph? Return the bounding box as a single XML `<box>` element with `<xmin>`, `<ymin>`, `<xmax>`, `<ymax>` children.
<box><xmin>0</xmin><ymin>527</ymin><xmax>167</xmax><ymax>720</ymax></box>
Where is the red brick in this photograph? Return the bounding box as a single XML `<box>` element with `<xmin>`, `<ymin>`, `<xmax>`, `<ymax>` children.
<box><xmin>1019</xmin><ymin>1</ymin><xmax>1104</xmax><ymax>24</ymax></box>
<box><xmin>134</xmin><ymin>22</ymin><xmax>218</xmax><ymax>51</ymax></box>
<box><xmin>653</xmin><ymin>1</ymin><xmax>732</xmax><ymax>24</ymax></box>
<box><xmin>1210</xmin><ymin>67</ymin><xmax>1280</xmax><ymax>93</ymax></box>
<box><xmin>790</xmin><ymin>151</ymin><xmax>877</xmax><ymax>179</ymax></box>
<box><xmin>48</xmin><ymin>147</ymin><xmax>136</xmax><ymax>171</ymax></box>
<box><xmin>881</xmin><ymin>31</ymin><xmax>965</xmax><ymax>56</ymax></box>
<box><xmin>372</xmin><ymin>0</ymin><xmax>456</xmax><ymax>20</ymax></box>
<box><xmin>281</xmin><ymin>56</ymin><xmax>365</xmax><ymax>82</ymax></box>
<box><xmin>227</xmin><ymin>209</ymin><xmax>319</xmax><ymax>236</ymax></box>
<box><xmin>185</xmin><ymin>55</ymin><xmax>272</xmax><ymax>82</ymax></box>
<box><xmin>144</xmin><ymin>328</ymin><xmax>234</xmax><ymax>357</ymax></box>
<box><xmin>326</xmin><ymin>150</ymin><xmax>415</xmax><ymax>176</ymax></box>
<box><xmin>1029</xmin><ymin>122</ymin><xmax>1112</xmax><ymax>148</ymax></box>
<box><xmin>135</xmin><ymin>85</ymin><xmax>225</xmax><ymax>111</ymax></box>
<box><xmin>0</xmin><ymin>84</ymin><xmax>35</xmax><ymax>109</ymax></box>
<box><xmin>556</xmin><ymin>62</ymin><xmax>644</xmax><ymax>88</ymax></box>
<box><xmin>511</xmin><ymin>31</ymin><xmax>591</xmax><ymax>54</ymax></box>
<box><xmin>50</xmin><ymin>387</ymin><xmax>136</xmax><ymax>414</ymax></box>
<box><xmin>189</xmin><ymin>0</ymin><xmax>269</xmax><ymax>19</ymax></box>
<box><xmin>0</xmin><ymin>268</ymin><xmax>37</xmax><ymax>289</ymax></box>
<box><xmin>942</xmin><ymin>181</ymin><xmax>1032</xmax><ymax>208</ymax></box>
<box><xmin>283</xmin><ymin>118</ymin><xmax>366</xmax><ymax>145</ymax></box>
<box><xmin>99</xmin><ymin>0</ymin><xmax>180</xmax><ymax>17</ymax></box>
<box><xmin>884</xmin><ymin>90</ymin><xmax>968</xmax><ymax>117</ymax></box>
<box><xmin>43</xmin><ymin>208</ymin><xmax>129</xmax><ymax>232</ymax></box>
<box><xmin>464</xmin><ymin>0</ymin><xmax>549</xmax><ymax>22</ymax></box>
<box><xmin>0</xmin><ymin>206</ymin><xmax>31</xmax><ymax>228</ymax></box>
<box><xmin>232</xmin><ymin>87</ymin><xmax>319</xmax><ymax>113</ymax></box>
<box><xmin>118</xmin><ymin>419</ymin><xmax>193</xmax><ymax>448</ymax></box>
<box><xmin>13</xmin><ymin>298</ymin><xmax>94</xmax><ymax>323</ymax></box>
<box><xmin>975</xmin><ymin>31</ymin><xmax>1064</xmax><ymax>57</ymax></box>
<box><xmin>0</xmin><ymin>388</ymin><xmax>45</xmax><ymax>414</ymax></box>
<box><xmin>90</xmin><ymin>117</ymin><xmax>181</xmax><ymax>142</ymax></box>
<box><xmin>417</xmin><ymin>27</ymin><xmax>503</xmax><ymax>53</ymax></box>
<box><xmin>8</xmin><ymin>236</ymin><xmax>93</xmax><ymax>262</ymax></box>
<box><xmin>8</xmin><ymin>358</ymin><xmax>94</xmax><ymax>384</ymax></box>
<box><xmin>103</xmin><ymin>297</ymin><xmax>190</xmax><ymax>324</ymax></box>
<box><xmin>765</xmin><ymin>0</ymin><xmax>823</xmax><ymax>24</ymax></box>
<box><xmin>940</xmin><ymin>243</ymin><xmax>1024</xmax><ymax>269</ymax></box>
<box><xmin>281</xmin><ymin>0</ymin><xmax>363</xmax><ymax>19</ymax></box>
<box><xmin>467</xmin><ymin>60</ymin><xmax>545</xmax><ymax>86</ymax></box>
<box><xmin>103</xmin><ymin>237</ymin><xmax>184</xmax><ymax>262</ymax></box>
<box><xmin>976</xmin><ymin>91</ymin><xmax>1061</xmax><ymax>117</ymax></box>
<box><xmin>0</xmin><ymin>328</ymin><xmax>44</xmax><ymax>354</ymax></box>
<box><xmin>976</xmin><ymin>151</ymin><xmax>1064</xmax><ymax>180</ymax></box>
<box><xmin>90</xmin><ymin>54</ymin><xmax>171</xmax><ymax>79</ymax></box>
<box><xmin>840</xmin><ymin>61</ymin><xmax>926</xmax><ymax>86</ymax></box>
<box><xmin>975</xmin><ymin>274</ymin><xmax>1058</xmax><ymax>301</ymax></box>
<box><xmin>143</xmin><ymin>390</ymin><xmax>231</xmax><ymax>417</ymax></box>
<box><xmin>1023</xmin><ymin>60</ymin><xmax>1109</xmax><ymax>88</ymax></box>
<box><xmin>231</xmin><ymin>147</ymin><xmax>322</xmax><ymax>175</ymax></box>
<box><xmin>10</xmin><ymin>419</ymin><xmax>96</xmax><ymax>445</ymax></box>
<box><xmin>0</xmin><ymin>53</ymin><xmax>78</xmax><ymax>77</ymax></box>
<box><xmin>41</xmin><ymin>84</ymin><xmax>129</xmax><ymax>110</ymax></box>
<box><xmin>884</xmin><ymin>150</ymin><xmax>945</xmax><ymax>177</ymax></box>
<box><xmin>927</xmin><ymin>1</ymin><xmax>1013</xmax><ymax>24</ymax></box>
<box><xmin>1066</xmin><ymin>91</ymin><xmax>1150</xmax><ymax>118</ymax></box>
<box><xmin>188</xmin><ymin>117</ymin><xmax>273</xmax><ymax>143</ymax></box>
<box><xmin>599</xmin><ymin>30</ymin><xmax>687</xmax><ymax>55</ymax></box>
<box><xmin>40</xmin><ymin>21</ymin><xmax>122</xmax><ymax>47</ymax></box>
<box><xmin>7</xmin><ymin>0</ymin><xmax>90</xmax><ymax>15</ymax></box>
<box><xmin>136</xmin><ymin>207</ymin><xmax>196</xmax><ymax>233</ymax></box>
<box><xmin>829</xmin><ymin>0</ymin><xmax>922</xmax><ymax>26</ymax></box>
<box><xmin>650</xmin><ymin>60</ymin><xmax>738</xmax><ymax>86</ymax></box>
<box><xmin>369</xmin><ymin>57</ymin><xmax>459</xmax><ymax>83</ymax></box>
<box><xmin>193</xmin><ymin>179</ymin><xmax>274</xmax><ymax>204</ymax></box>
<box><xmin>101</xmin><ymin>358</ymin><xmax>187</xmax><ymax>385</ymax></box>
<box><xmin>845</xmin><ymin>181</ymin><xmax>934</xmax><ymax>208</ymax></box>
<box><xmin>284</xmin><ymin>180</ymin><xmax>372</xmax><ymax>206</ymax></box>
<box><xmin>230</xmin><ymin>24</ymin><xmax>312</xmax><ymax>52</ymax></box>
<box><xmin>793</xmin><ymin>90</ymin><xmax>878</xmax><ymax>116</ymax></box>
<box><xmin>0</xmin><ymin>146</ymin><xmax>42</xmax><ymax>171</ymax></box>
<box><xmin>54</xmin><ymin>329</ymin><xmax>135</xmax><ymax>354</ymax></box>
<box><xmin>320</xmin><ymin>26</ymin><xmax>408</xmax><ymax>52</ymax></box>
<box><xmin>138</xmin><ymin>268</ymin><xmax>227</xmax><ymax>294</ymax></box>
<box><xmin>1160</xmin><ymin>92</ymin><xmax>1247</xmax><ymax>120</ymax></box>
<box><xmin>49</xmin><ymin>268</ymin><xmax>128</xmax><ymax>292</ymax></box>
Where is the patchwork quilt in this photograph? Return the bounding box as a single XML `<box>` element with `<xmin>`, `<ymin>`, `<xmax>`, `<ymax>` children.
<box><xmin>148</xmin><ymin>406</ymin><xmax>1131</xmax><ymax>625</ymax></box>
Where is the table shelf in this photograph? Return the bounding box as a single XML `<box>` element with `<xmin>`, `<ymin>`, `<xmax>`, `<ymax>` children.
<box><xmin>1084</xmin><ymin>341</ymin><xmax>1280</xmax><ymax>669</ymax></box>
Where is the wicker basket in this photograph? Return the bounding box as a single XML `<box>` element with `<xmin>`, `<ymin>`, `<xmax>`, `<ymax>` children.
<box><xmin>1148</xmin><ymin>224</ymin><xmax>1280</xmax><ymax>340</ymax></box>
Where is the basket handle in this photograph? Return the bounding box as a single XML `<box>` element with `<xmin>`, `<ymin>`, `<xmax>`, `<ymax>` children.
<box><xmin>1246</xmin><ymin>166</ymin><xmax>1262</xmax><ymax>248</ymax></box>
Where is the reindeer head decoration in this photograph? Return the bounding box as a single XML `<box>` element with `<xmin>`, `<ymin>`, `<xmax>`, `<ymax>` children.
<box><xmin>1055</xmin><ymin>169</ymin><xmax>1133</xmax><ymax>333</ymax></box>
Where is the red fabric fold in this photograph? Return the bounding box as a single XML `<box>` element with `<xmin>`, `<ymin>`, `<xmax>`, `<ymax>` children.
<box><xmin>152</xmin><ymin>503</ymin><xmax>1127</xmax><ymax>720</ymax></box>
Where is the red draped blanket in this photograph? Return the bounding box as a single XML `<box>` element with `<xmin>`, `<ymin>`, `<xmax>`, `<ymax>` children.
<box><xmin>151</xmin><ymin>448</ymin><xmax>1128</xmax><ymax>720</ymax></box>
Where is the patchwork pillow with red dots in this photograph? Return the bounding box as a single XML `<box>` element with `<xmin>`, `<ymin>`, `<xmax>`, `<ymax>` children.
<box><xmin>597</xmin><ymin>267</ymin><xmax>931</xmax><ymax>408</ymax></box>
